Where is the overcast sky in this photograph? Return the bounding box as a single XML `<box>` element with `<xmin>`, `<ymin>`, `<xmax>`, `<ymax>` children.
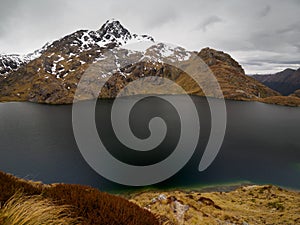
<box><xmin>0</xmin><ymin>0</ymin><xmax>299</xmax><ymax>74</ymax></box>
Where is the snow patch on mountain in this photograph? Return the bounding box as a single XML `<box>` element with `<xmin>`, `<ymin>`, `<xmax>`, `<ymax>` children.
<box><xmin>144</xmin><ymin>43</ymin><xmax>192</xmax><ymax>63</ymax></box>
<box><xmin>122</xmin><ymin>41</ymin><xmax>155</xmax><ymax>52</ymax></box>
<box><xmin>0</xmin><ymin>42</ymin><xmax>50</xmax><ymax>76</ymax></box>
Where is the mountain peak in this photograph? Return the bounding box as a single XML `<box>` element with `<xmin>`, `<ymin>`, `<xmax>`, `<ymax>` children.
<box><xmin>101</xmin><ymin>19</ymin><xmax>124</xmax><ymax>29</ymax></box>
<box><xmin>198</xmin><ymin>47</ymin><xmax>245</xmax><ymax>74</ymax></box>
<box><xmin>0</xmin><ymin>19</ymin><xmax>154</xmax><ymax>76</ymax></box>
<box><xmin>96</xmin><ymin>19</ymin><xmax>154</xmax><ymax>46</ymax></box>
<box><xmin>281</xmin><ymin>68</ymin><xmax>296</xmax><ymax>74</ymax></box>
<box><xmin>98</xmin><ymin>19</ymin><xmax>131</xmax><ymax>40</ymax></box>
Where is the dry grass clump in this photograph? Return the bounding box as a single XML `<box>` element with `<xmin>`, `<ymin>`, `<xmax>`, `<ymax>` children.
<box><xmin>43</xmin><ymin>184</ymin><xmax>159</xmax><ymax>225</ymax></box>
<box><xmin>130</xmin><ymin>185</ymin><xmax>300</xmax><ymax>225</ymax></box>
<box><xmin>0</xmin><ymin>193</ymin><xmax>79</xmax><ymax>225</ymax></box>
<box><xmin>0</xmin><ymin>171</ymin><xmax>159</xmax><ymax>225</ymax></box>
<box><xmin>259</xmin><ymin>96</ymin><xmax>300</xmax><ymax>106</ymax></box>
<box><xmin>0</xmin><ymin>172</ymin><xmax>41</xmax><ymax>204</ymax></box>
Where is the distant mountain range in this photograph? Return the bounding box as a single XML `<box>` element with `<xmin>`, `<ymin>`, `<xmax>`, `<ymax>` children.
<box><xmin>252</xmin><ymin>68</ymin><xmax>300</xmax><ymax>96</ymax></box>
<box><xmin>0</xmin><ymin>19</ymin><xmax>299</xmax><ymax>106</ymax></box>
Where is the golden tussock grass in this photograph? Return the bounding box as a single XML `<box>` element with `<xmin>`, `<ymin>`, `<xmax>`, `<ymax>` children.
<box><xmin>0</xmin><ymin>171</ymin><xmax>159</xmax><ymax>225</ymax></box>
<box><xmin>0</xmin><ymin>192</ymin><xmax>80</xmax><ymax>225</ymax></box>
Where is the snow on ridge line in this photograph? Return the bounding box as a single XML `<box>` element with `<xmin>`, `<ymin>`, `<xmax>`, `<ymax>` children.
<box><xmin>3</xmin><ymin>21</ymin><xmax>197</xmax><ymax>77</ymax></box>
<box><xmin>1</xmin><ymin>19</ymin><xmax>153</xmax><ymax>62</ymax></box>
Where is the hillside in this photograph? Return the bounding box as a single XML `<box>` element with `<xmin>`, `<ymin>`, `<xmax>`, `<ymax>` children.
<box><xmin>0</xmin><ymin>171</ymin><xmax>159</xmax><ymax>225</ymax></box>
<box><xmin>198</xmin><ymin>48</ymin><xmax>279</xmax><ymax>100</ymax></box>
<box><xmin>252</xmin><ymin>68</ymin><xmax>300</xmax><ymax>95</ymax></box>
<box><xmin>0</xmin><ymin>43</ymin><xmax>50</xmax><ymax>76</ymax></box>
<box><xmin>130</xmin><ymin>185</ymin><xmax>300</xmax><ymax>225</ymax></box>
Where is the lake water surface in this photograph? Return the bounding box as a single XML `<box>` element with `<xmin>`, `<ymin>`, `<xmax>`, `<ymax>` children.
<box><xmin>0</xmin><ymin>96</ymin><xmax>299</xmax><ymax>192</ymax></box>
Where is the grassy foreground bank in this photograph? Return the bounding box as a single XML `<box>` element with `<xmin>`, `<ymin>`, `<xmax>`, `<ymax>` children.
<box><xmin>1</xmin><ymin>171</ymin><xmax>299</xmax><ymax>225</ymax></box>
<box><xmin>0</xmin><ymin>171</ymin><xmax>159</xmax><ymax>225</ymax></box>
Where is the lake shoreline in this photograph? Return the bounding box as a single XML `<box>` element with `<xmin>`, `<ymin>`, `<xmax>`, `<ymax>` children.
<box><xmin>1</xmin><ymin>94</ymin><xmax>300</xmax><ymax>107</ymax></box>
<box><xmin>1</xmin><ymin>170</ymin><xmax>299</xmax><ymax>225</ymax></box>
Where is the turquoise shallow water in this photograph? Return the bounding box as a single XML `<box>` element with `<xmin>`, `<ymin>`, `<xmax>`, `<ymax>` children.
<box><xmin>0</xmin><ymin>96</ymin><xmax>299</xmax><ymax>192</ymax></box>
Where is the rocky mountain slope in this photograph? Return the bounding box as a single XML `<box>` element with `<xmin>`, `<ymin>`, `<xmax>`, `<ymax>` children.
<box><xmin>198</xmin><ymin>48</ymin><xmax>279</xmax><ymax>100</ymax></box>
<box><xmin>0</xmin><ymin>54</ymin><xmax>28</xmax><ymax>75</ymax></box>
<box><xmin>0</xmin><ymin>43</ymin><xmax>50</xmax><ymax>76</ymax></box>
<box><xmin>0</xmin><ymin>19</ymin><xmax>155</xmax><ymax>103</ymax></box>
<box><xmin>0</xmin><ymin>19</ymin><xmax>297</xmax><ymax>105</ymax></box>
<box><xmin>252</xmin><ymin>68</ymin><xmax>300</xmax><ymax>95</ymax></box>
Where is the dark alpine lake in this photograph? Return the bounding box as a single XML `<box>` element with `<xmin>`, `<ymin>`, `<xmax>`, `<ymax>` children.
<box><xmin>0</xmin><ymin>96</ymin><xmax>299</xmax><ymax>192</ymax></box>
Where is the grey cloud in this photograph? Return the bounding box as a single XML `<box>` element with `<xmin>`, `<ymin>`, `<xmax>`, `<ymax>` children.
<box><xmin>277</xmin><ymin>26</ymin><xmax>295</xmax><ymax>34</ymax></box>
<box><xmin>145</xmin><ymin>9</ymin><xmax>177</xmax><ymax>29</ymax></box>
<box><xmin>243</xmin><ymin>62</ymin><xmax>264</xmax><ymax>66</ymax></box>
<box><xmin>250</xmin><ymin>60</ymin><xmax>300</xmax><ymax>65</ymax></box>
<box><xmin>0</xmin><ymin>0</ymin><xmax>299</xmax><ymax>74</ymax></box>
<box><xmin>240</xmin><ymin>55</ymin><xmax>300</xmax><ymax>74</ymax></box>
<box><xmin>276</xmin><ymin>23</ymin><xmax>300</xmax><ymax>34</ymax></box>
<box><xmin>0</xmin><ymin>0</ymin><xmax>22</xmax><ymax>37</ymax></box>
<box><xmin>196</xmin><ymin>16</ymin><xmax>223</xmax><ymax>32</ymax></box>
<box><xmin>293</xmin><ymin>43</ymin><xmax>300</xmax><ymax>51</ymax></box>
<box><xmin>258</xmin><ymin>5</ymin><xmax>271</xmax><ymax>17</ymax></box>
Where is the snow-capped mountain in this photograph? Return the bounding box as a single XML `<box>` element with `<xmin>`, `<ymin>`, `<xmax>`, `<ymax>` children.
<box><xmin>0</xmin><ymin>19</ymin><xmax>280</xmax><ymax>104</ymax></box>
<box><xmin>0</xmin><ymin>19</ymin><xmax>153</xmax><ymax>76</ymax></box>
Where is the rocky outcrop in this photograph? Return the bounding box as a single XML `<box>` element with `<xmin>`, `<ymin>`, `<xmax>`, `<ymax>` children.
<box><xmin>198</xmin><ymin>48</ymin><xmax>280</xmax><ymax>100</ymax></box>
<box><xmin>0</xmin><ymin>43</ymin><xmax>49</xmax><ymax>76</ymax></box>
<box><xmin>0</xmin><ymin>54</ymin><xmax>26</xmax><ymax>75</ymax></box>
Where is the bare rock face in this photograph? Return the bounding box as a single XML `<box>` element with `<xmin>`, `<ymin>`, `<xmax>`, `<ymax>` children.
<box><xmin>198</xmin><ymin>47</ymin><xmax>244</xmax><ymax>74</ymax></box>
<box><xmin>0</xmin><ymin>43</ymin><xmax>49</xmax><ymax>76</ymax></box>
<box><xmin>96</xmin><ymin>19</ymin><xmax>154</xmax><ymax>46</ymax></box>
<box><xmin>0</xmin><ymin>55</ymin><xmax>26</xmax><ymax>75</ymax></box>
